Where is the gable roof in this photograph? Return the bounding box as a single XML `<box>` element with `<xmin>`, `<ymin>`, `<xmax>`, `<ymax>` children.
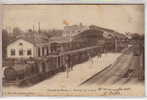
<box><xmin>8</xmin><ymin>37</ymin><xmax>36</xmax><ymax>46</ymax></box>
<box><xmin>89</xmin><ymin>25</ymin><xmax>127</xmax><ymax>39</ymax></box>
<box><xmin>8</xmin><ymin>34</ymin><xmax>48</xmax><ymax>47</ymax></box>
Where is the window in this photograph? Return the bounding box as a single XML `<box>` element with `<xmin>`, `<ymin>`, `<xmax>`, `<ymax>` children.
<box><xmin>42</xmin><ymin>62</ymin><xmax>46</xmax><ymax>72</ymax></box>
<box><xmin>38</xmin><ymin>48</ymin><xmax>40</xmax><ymax>57</ymax></box>
<box><xmin>11</xmin><ymin>49</ymin><xmax>15</xmax><ymax>56</ymax></box>
<box><xmin>42</xmin><ymin>47</ymin><xmax>45</xmax><ymax>56</ymax></box>
<box><xmin>27</xmin><ymin>49</ymin><xmax>32</xmax><ymax>55</ymax></box>
<box><xmin>19</xmin><ymin>49</ymin><xmax>23</xmax><ymax>56</ymax></box>
<box><xmin>19</xmin><ymin>42</ymin><xmax>23</xmax><ymax>46</ymax></box>
<box><xmin>46</xmin><ymin>47</ymin><xmax>49</xmax><ymax>55</ymax></box>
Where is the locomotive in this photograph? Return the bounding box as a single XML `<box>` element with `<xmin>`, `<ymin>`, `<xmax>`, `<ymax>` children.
<box><xmin>3</xmin><ymin>45</ymin><xmax>104</xmax><ymax>86</ymax></box>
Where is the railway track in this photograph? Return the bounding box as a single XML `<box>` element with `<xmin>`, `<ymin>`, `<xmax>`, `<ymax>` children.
<box><xmin>80</xmin><ymin>46</ymin><xmax>144</xmax><ymax>86</ymax></box>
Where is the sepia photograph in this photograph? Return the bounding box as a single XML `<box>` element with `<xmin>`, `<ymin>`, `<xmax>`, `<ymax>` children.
<box><xmin>1</xmin><ymin>4</ymin><xmax>145</xmax><ymax>96</ymax></box>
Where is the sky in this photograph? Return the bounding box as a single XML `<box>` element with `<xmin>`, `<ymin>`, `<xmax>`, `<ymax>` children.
<box><xmin>2</xmin><ymin>4</ymin><xmax>144</xmax><ymax>34</ymax></box>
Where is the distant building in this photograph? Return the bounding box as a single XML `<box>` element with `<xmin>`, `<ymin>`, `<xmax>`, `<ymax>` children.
<box><xmin>63</xmin><ymin>23</ymin><xmax>89</xmax><ymax>37</ymax></box>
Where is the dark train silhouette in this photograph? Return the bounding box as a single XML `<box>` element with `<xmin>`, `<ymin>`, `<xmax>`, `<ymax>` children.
<box><xmin>4</xmin><ymin>45</ymin><xmax>104</xmax><ymax>86</ymax></box>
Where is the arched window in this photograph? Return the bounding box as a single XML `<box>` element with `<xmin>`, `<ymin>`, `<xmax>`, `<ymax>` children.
<box><xmin>27</xmin><ymin>49</ymin><xmax>32</xmax><ymax>55</ymax></box>
<box><xmin>11</xmin><ymin>49</ymin><xmax>15</xmax><ymax>56</ymax></box>
<box><xmin>38</xmin><ymin>47</ymin><xmax>40</xmax><ymax>57</ymax></box>
<box><xmin>19</xmin><ymin>49</ymin><xmax>23</xmax><ymax>56</ymax></box>
<box><xmin>19</xmin><ymin>42</ymin><xmax>23</xmax><ymax>46</ymax></box>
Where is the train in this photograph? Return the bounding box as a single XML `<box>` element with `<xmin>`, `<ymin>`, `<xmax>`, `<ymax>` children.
<box><xmin>3</xmin><ymin>45</ymin><xmax>104</xmax><ymax>86</ymax></box>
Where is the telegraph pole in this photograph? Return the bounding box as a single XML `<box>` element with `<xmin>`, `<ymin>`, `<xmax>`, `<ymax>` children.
<box><xmin>115</xmin><ymin>37</ymin><xmax>118</xmax><ymax>52</ymax></box>
<box><xmin>33</xmin><ymin>25</ymin><xmax>34</xmax><ymax>32</ymax></box>
<box><xmin>38</xmin><ymin>22</ymin><xmax>40</xmax><ymax>34</ymax></box>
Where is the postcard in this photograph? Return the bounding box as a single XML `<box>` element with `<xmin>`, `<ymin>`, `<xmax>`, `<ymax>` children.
<box><xmin>0</xmin><ymin>4</ymin><xmax>145</xmax><ymax>96</ymax></box>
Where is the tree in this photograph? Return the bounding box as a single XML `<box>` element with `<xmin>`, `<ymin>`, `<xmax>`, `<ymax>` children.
<box><xmin>131</xmin><ymin>33</ymin><xmax>142</xmax><ymax>40</ymax></box>
<box><xmin>12</xmin><ymin>27</ymin><xmax>23</xmax><ymax>37</ymax></box>
<box><xmin>89</xmin><ymin>25</ymin><xmax>98</xmax><ymax>30</ymax></box>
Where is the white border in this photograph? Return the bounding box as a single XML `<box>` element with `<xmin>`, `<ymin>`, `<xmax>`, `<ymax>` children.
<box><xmin>0</xmin><ymin>0</ymin><xmax>146</xmax><ymax>4</ymax></box>
<box><xmin>0</xmin><ymin>4</ymin><xmax>3</xmax><ymax>97</ymax></box>
<box><xmin>0</xmin><ymin>0</ymin><xmax>146</xmax><ymax>97</ymax></box>
<box><xmin>145</xmin><ymin>0</ymin><xmax>147</xmax><ymax>97</ymax></box>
